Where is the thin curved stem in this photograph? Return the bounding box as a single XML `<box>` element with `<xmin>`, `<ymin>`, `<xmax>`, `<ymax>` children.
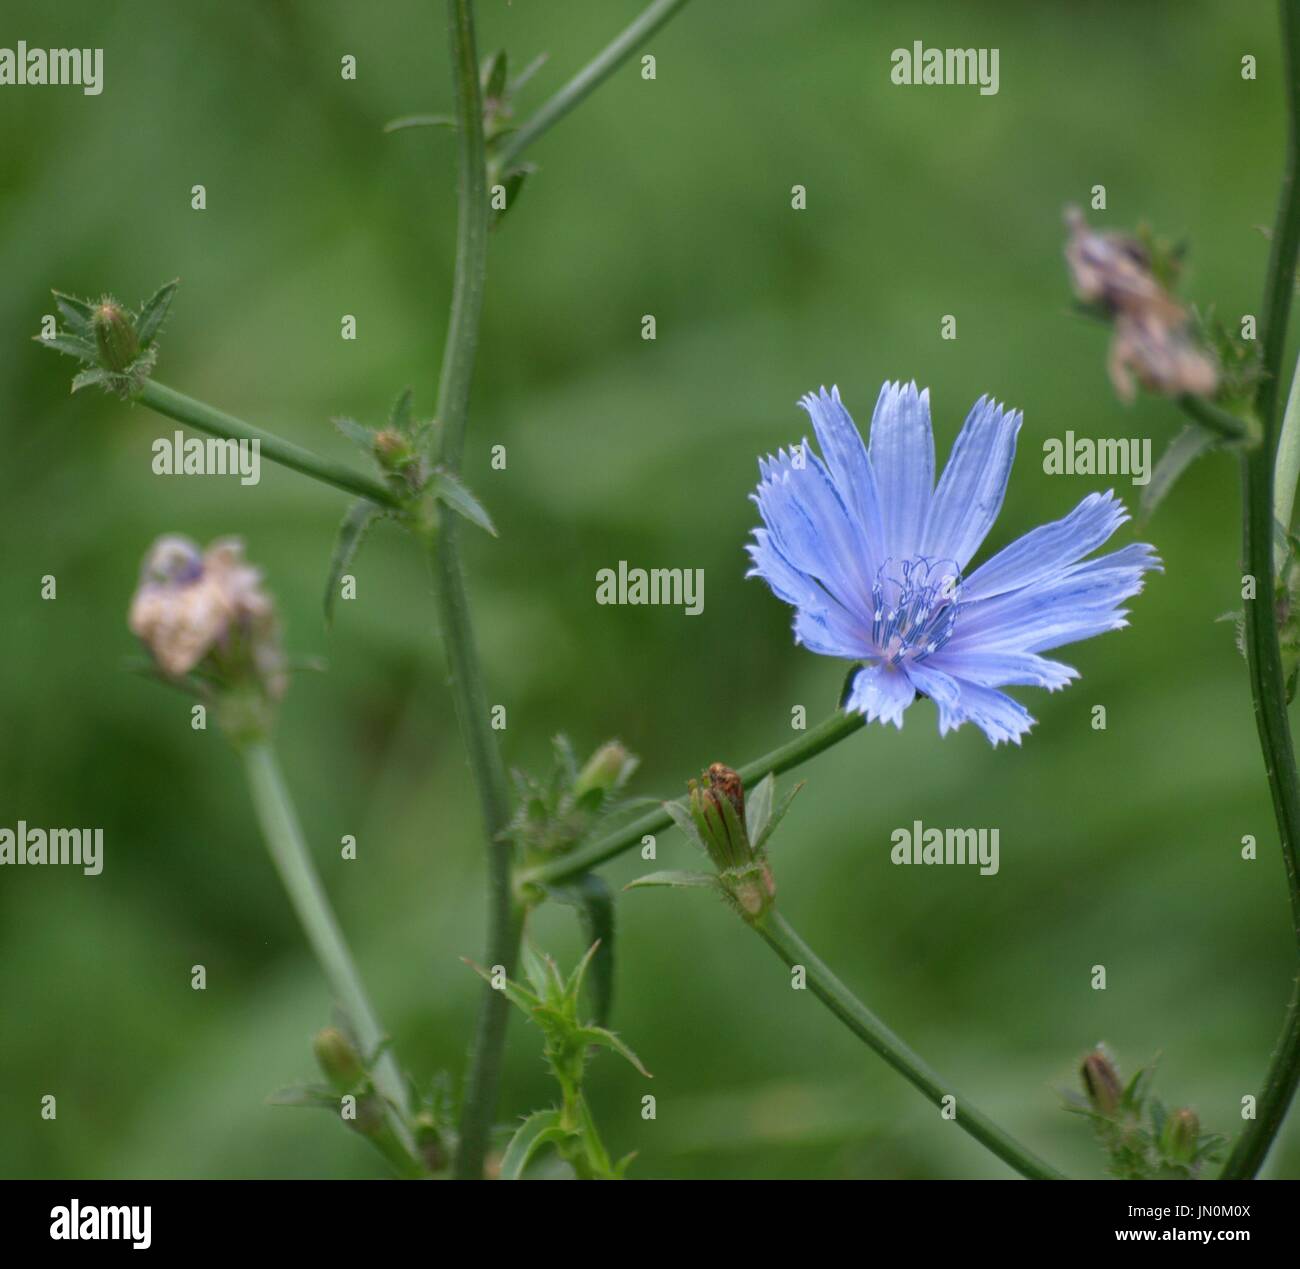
<box><xmin>492</xmin><ymin>0</ymin><xmax>693</xmax><ymax>171</ymax></box>
<box><xmin>520</xmin><ymin>708</ymin><xmax>867</xmax><ymax>890</ymax></box>
<box><xmin>1220</xmin><ymin>0</ymin><xmax>1300</xmax><ymax>1180</ymax></box>
<box><xmin>1175</xmin><ymin>393</ymin><xmax>1256</xmax><ymax>444</ymax></box>
<box><xmin>241</xmin><ymin>739</ymin><xmax>420</xmax><ymax>1168</ymax></box>
<box><xmin>434</xmin><ymin>0</ymin><xmax>519</xmax><ymax>1181</ymax></box>
<box><xmin>755</xmin><ymin>910</ymin><xmax>1066</xmax><ymax>1179</ymax></box>
<box><xmin>136</xmin><ymin>380</ymin><xmax>401</xmax><ymax>509</ymax></box>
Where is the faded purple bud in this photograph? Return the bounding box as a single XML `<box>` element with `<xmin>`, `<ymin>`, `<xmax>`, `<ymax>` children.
<box><xmin>129</xmin><ymin>534</ymin><xmax>286</xmax><ymax>702</ymax></box>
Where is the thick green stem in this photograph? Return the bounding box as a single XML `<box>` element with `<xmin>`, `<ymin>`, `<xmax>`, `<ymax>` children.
<box><xmin>241</xmin><ymin>739</ymin><xmax>420</xmax><ymax>1167</ymax></box>
<box><xmin>522</xmin><ymin>708</ymin><xmax>866</xmax><ymax>890</ymax></box>
<box><xmin>434</xmin><ymin>0</ymin><xmax>519</xmax><ymax>1181</ymax></box>
<box><xmin>136</xmin><ymin>380</ymin><xmax>400</xmax><ymax>509</ymax></box>
<box><xmin>1220</xmin><ymin>0</ymin><xmax>1300</xmax><ymax>1180</ymax></box>
<box><xmin>492</xmin><ymin>0</ymin><xmax>693</xmax><ymax>171</ymax></box>
<box><xmin>754</xmin><ymin>911</ymin><xmax>1065</xmax><ymax>1179</ymax></box>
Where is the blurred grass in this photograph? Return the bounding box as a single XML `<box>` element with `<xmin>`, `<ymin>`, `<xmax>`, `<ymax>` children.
<box><xmin>1</xmin><ymin>0</ymin><xmax>1297</xmax><ymax>1178</ymax></box>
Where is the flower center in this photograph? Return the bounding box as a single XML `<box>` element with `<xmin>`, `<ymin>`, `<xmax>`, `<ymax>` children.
<box><xmin>870</xmin><ymin>556</ymin><xmax>961</xmax><ymax>665</ymax></box>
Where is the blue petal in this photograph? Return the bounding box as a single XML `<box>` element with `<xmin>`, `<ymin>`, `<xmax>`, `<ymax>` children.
<box><xmin>921</xmin><ymin>395</ymin><xmax>1022</xmax><ymax>569</ymax></box>
<box><xmin>845</xmin><ymin>662</ymin><xmax>916</xmax><ymax>728</ymax></box>
<box><xmin>962</xmin><ymin>490</ymin><xmax>1130</xmax><ymax>602</ymax></box>
<box><xmin>947</xmin><ymin>542</ymin><xmax>1161</xmax><ymax>655</ymax></box>
<box><xmin>799</xmin><ymin>386</ymin><xmax>885</xmax><ymax>578</ymax></box>
<box><xmin>751</xmin><ymin>446</ymin><xmax>875</xmax><ymax>612</ymax></box>
<box><xmin>907</xmin><ymin>663</ymin><xmax>1036</xmax><ymax>745</ymax></box>
<box><xmin>867</xmin><ymin>381</ymin><xmax>934</xmax><ymax>563</ymax></box>
<box><xmin>923</xmin><ymin>647</ymin><xmax>1078</xmax><ymax>691</ymax></box>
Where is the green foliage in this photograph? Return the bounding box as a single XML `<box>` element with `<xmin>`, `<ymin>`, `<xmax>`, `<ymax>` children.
<box><xmin>469</xmin><ymin>944</ymin><xmax>648</xmax><ymax>1179</ymax></box>
<box><xmin>36</xmin><ymin>279</ymin><xmax>178</xmax><ymax>398</ymax></box>
<box><xmin>1067</xmin><ymin>1047</ymin><xmax>1225</xmax><ymax>1179</ymax></box>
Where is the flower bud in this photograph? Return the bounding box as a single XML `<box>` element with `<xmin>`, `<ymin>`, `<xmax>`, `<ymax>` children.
<box><xmin>574</xmin><ymin>740</ymin><xmax>635</xmax><ymax>801</ymax></box>
<box><xmin>373</xmin><ymin>428</ymin><xmax>410</xmax><ymax>468</ymax></box>
<box><xmin>1160</xmin><ymin>1107</ymin><xmax>1199</xmax><ymax>1166</ymax></box>
<box><xmin>413</xmin><ymin>1109</ymin><xmax>448</xmax><ymax>1173</ymax></box>
<box><xmin>688</xmin><ymin>764</ymin><xmax>775</xmax><ymax>919</ymax></box>
<box><xmin>91</xmin><ymin>297</ymin><xmax>139</xmax><ymax>371</ymax></box>
<box><xmin>314</xmin><ymin>1026</ymin><xmax>365</xmax><ymax>1091</ymax></box>
<box><xmin>1081</xmin><ymin>1047</ymin><xmax>1123</xmax><ymax>1117</ymax></box>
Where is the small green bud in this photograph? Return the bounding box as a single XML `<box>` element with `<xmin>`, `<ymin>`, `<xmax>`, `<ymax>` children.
<box><xmin>1160</xmin><ymin>1107</ymin><xmax>1199</xmax><ymax>1165</ymax></box>
<box><xmin>574</xmin><ymin>740</ymin><xmax>635</xmax><ymax>801</ymax></box>
<box><xmin>690</xmin><ymin>763</ymin><xmax>750</xmax><ymax>870</ymax></box>
<box><xmin>349</xmin><ymin>1091</ymin><xmax>386</xmax><ymax>1138</ymax></box>
<box><xmin>91</xmin><ymin>297</ymin><xmax>139</xmax><ymax>371</ymax></box>
<box><xmin>1081</xmin><ymin>1048</ymin><xmax>1123</xmax><ymax>1117</ymax></box>
<box><xmin>413</xmin><ymin>1109</ymin><xmax>448</xmax><ymax>1173</ymax></box>
<box><xmin>373</xmin><ymin>428</ymin><xmax>410</xmax><ymax>469</ymax></box>
<box><xmin>314</xmin><ymin>1026</ymin><xmax>365</xmax><ymax>1090</ymax></box>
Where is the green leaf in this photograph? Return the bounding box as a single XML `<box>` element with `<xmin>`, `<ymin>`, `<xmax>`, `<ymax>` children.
<box><xmin>431</xmin><ymin>470</ymin><xmax>497</xmax><ymax>536</ymax></box>
<box><xmin>389</xmin><ymin>387</ymin><xmax>414</xmax><ymax>433</ymax></box>
<box><xmin>266</xmin><ymin>1083</ymin><xmax>343</xmax><ymax>1110</ymax></box>
<box><xmin>51</xmin><ymin>289</ymin><xmax>96</xmax><ymax>333</ymax></box>
<box><xmin>509</xmin><ymin>51</ymin><xmax>549</xmax><ymax>94</ymax></box>
<box><xmin>324</xmin><ymin>499</ymin><xmax>382</xmax><ymax>627</ymax></box>
<box><xmin>752</xmin><ymin>779</ymin><xmax>805</xmax><ymax>853</ymax></box>
<box><xmin>36</xmin><ymin>331</ymin><xmax>96</xmax><ymax>361</ymax></box>
<box><xmin>137</xmin><ymin>278</ymin><xmax>180</xmax><ymax>346</ymax></box>
<box><xmin>1140</xmin><ymin>423</ymin><xmax>1220</xmax><ymax>523</ymax></box>
<box><xmin>546</xmin><ymin>874</ymin><xmax>616</xmax><ymax>1025</ymax></box>
<box><xmin>71</xmin><ymin>366</ymin><xmax>111</xmax><ymax>394</ymax></box>
<box><xmin>463</xmin><ymin>957</ymin><xmax>539</xmax><ymax>1013</ymax></box>
<box><xmin>575</xmin><ymin>1026</ymin><xmax>651</xmax><ymax>1078</ymax></box>
<box><xmin>490</xmin><ymin>164</ymin><xmax>534</xmax><ymax>228</ymax></box>
<box><xmin>520</xmin><ymin>943</ymin><xmax>551</xmax><ymax>1000</ymax></box>
<box><xmin>663</xmin><ymin>798</ymin><xmax>705</xmax><ymax>853</ymax></box>
<box><xmin>623</xmin><ymin>869</ymin><xmax>716</xmax><ymax>891</ymax></box>
<box><xmin>333</xmin><ymin>415</ymin><xmax>376</xmax><ymax>450</ymax></box>
<box><xmin>500</xmin><ymin>1108</ymin><xmax>568</xmax><ymax>1180</ymax></box>
<box><xmin>745</xmin><ymin>773</ymin><xmax>775</xmax><ymax>847</ymax></box>
<box><xmin>482</xmin><ymin>48</ymin><xmax>508</xmax><ymax>101</ymax></box>
<box><xmin>383</xmin><ymin>113</ymin><xmax>457</xmax><ymax>133</ymax></box>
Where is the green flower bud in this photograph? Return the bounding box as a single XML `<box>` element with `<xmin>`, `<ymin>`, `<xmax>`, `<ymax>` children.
<box><xmin>413</xmin><ymin>1109</ymin><xmax>448</xmax><ymax>1173</ymax></box>
<box><xmin>373</xmin><ymin>428</ymin><xmax>411</xmax><ymax>469</ymax></box>
<box><xmin>689</xmin><ymin>764</ymin><xmax>775</xmax><ymax>919</ymax></box>
<box><xmin>91</xmin><ymin>297</ymin><xmax>139</xmax><ymax>372</ymax></box>
<box><xmin>574</xmin><ymin>740</ymin><xmax>635</xmax><ymax>801</ymax></box>
<box><xmin>1081</xmin><ymin>1048</ymin><xmax>1123</xmax><ymax>1117</ymax></box>
<box><xmin>314</xmin><ymin>1026</ymin><xmax>365</xmax><ymax>1091</ymax></box>
<box><xmin>1160</xmin><ymin>1107</ymin><xmax>1199</xmax><ymax>1166</ymax></box>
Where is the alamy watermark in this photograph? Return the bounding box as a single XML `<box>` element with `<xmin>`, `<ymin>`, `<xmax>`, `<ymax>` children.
<box><xmin>1043</xmin><ymin>431</ymin><xmax>1151</xmax><ymax>486</ymax></box>
<box><xmin>596</xmin><ymin>562</ymin><xmax>704</xmax><ymax>615</ymax></box>
<box><xmin>0</xmin><ymin>43</ymin><xmax>102</xmax><ymax>95</ymax></box>
<box><xmin>0</xmin><ymin>823</ymin><xmax>102</xmax><ymax>875</ymax></box>
<box><xmin>890</xmin><ymin>819</ymin><xmax>1000</xmax><ymax>876</ymax></box>
<box><xmin>890</xmin><ymin>41</ymin><xmax>999</xmax><ymax>96</ymax></box>
<box><xmin>152</xmin><ymin>431</ymin><xmax>261</xmax><ymax>485</ymax></box>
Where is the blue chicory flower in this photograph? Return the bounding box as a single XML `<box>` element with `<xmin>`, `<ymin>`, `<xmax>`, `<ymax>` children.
<box><xmin>746</xmin><ymin>382</ymin><xmax>1160</xmax><ymax>745</ymax></box>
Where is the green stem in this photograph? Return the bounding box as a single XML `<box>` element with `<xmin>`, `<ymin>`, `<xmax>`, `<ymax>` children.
<box><xmin>1220</xmin><ymin>0</ymin><xmax>1300</xmax><ymax>1180</ymax></box>
<box><xmin>754</xmin><ymin>910</ymin><xmax>1065</xmax><ymax>1179</ymax></box>
<box><xmin>240</xmin><ymin>738</ymin><xmax>420</xmax><ymax>1167</ymax></box>
<box><xmin>522</xmin><ymin>708</ymin><xmax>866</xmax><ymax>890</ymax></box>
<box><xmin>1176</xmin><ymin>393</ymin><xmax>1257</xmax><ymax>444</ymax></box>
<box><xmin>492</xmin><ymin>0</ymin><xmax>693</xmax><ymax>171</ymax></box>
<box><xmin>434</xmin><ymin>0</ymin><xmax>519</xmax><ymax>1181</ymax></box>
<box><xmin>136</xmin><ymin>380</ymin><xmax>401</xmax><ymax>509</ymax></box>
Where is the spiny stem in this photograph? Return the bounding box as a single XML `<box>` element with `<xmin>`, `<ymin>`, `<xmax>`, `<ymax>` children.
<box><xmin>135</xmin><ymin>380</ymin><xmax>401</xmax><ymax>509</ymax></box>
<box><xmin>521</xmin><ymin>708</ymin><xmax>866</xmax><ymax>890</ymax></box>
<box><xmin>492</xmin><ymin>0</ymin><xmax>694</xmax><ymax>171</ymax></box>
<box><xmin>435</xmin><ymin>0</ymin><xmax>518</xmax><ymax>1181</ymax></box>
<box><xmin>1220</xmin><ymin>0</ymin><xmax>1300</xmax><ymax>1180</ymax></box>
<box><xmin>240</xmin><ymin>738</ymin><xmax>420</xmax><ymax>1165</ymax></box>
<box><xmin>755</xmin><ymin>911</ymin><xmax>1065</xmax><ymax>1179</ymax></box>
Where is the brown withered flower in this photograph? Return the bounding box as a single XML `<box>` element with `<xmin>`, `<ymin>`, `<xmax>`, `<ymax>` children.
<box><xmin>1064</xmin><ymin>206</ymin><xmax>1218</xmax><ymax>402</ymax></box>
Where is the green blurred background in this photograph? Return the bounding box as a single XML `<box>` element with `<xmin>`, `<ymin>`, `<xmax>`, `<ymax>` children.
<box><xmin>2</xmin><ymin>0</ymin><xmax>1297</xmax><ymax>1180</ymax></box>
